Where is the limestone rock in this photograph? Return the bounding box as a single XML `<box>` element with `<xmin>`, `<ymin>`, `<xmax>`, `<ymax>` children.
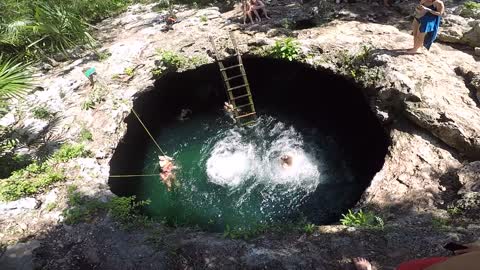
<box><xmin>457</xmin><ymin>161</ymin><xmax>480</xmax><ymax>194</ymax></box>
<box><xmin>0</xmin><ymin>198</ymin><xmax>39</xmax><ymax>212</ymax></box>
<box><xmin>462</xmin><ymin>20</ymin><xmax>480</xmax><ymax>48</ymax></box>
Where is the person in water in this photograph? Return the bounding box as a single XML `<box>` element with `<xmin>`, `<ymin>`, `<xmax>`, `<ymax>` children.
<box><xmin>177</xmin><ymin>108</ymin><xmax>192</xmax><ymax>121</ymax></box>
<box><xmin>280</xmin><ymin>154</ymin><xmax>293</xmax><ymax>169</ymax></box>
<box><xmin>159</xmin><ymin>155</ymin><xmax>176</xmax><ymax>191</ymax></box>
<box><xmin>408</xmin><ymin>0</ymin><xmax>444</xmax><ymax>54</ymax></box>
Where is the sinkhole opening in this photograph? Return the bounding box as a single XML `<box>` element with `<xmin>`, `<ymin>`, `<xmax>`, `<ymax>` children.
<box><xmin>108</xmin><ymin>56</ymin><xmax>389</xmax><ymax>231</ymax></box>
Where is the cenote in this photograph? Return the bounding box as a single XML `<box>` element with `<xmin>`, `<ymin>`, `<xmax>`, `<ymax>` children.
<box><xmin>109</xmin><ymin>57</ymin><xmax>389</xmax><ymax>232</ymax></box>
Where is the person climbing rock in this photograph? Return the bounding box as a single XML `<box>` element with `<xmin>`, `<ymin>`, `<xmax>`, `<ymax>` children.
<box><xmin>159</xmin><ymin>155</ymin><xmax>176</xmax><ymax>191</ymax></box>
<box><xmin>352</xmin><ymin>242</ymin><xmax>480</xmax><ymax>270</ymax></box>
<box><xmin>280</xmin><ymin>154</ymin><xmax>293</xmax><ymax>169</ymax></box>
<box><xmin>407</xmin><ymin>0</ymin><xmax>444</xmax><ymax>54</ymax></box>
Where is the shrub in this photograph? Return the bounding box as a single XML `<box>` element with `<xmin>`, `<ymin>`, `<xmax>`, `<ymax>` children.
<box><xmin>79</xmin><ymin>128</ymin><xmax>93</xmax><ymax>142</ymax></box>
<box><xmin>464</xmin><ymin>1</ymin><xmax>480</xmax><ymax>10</ymax></box>
<box><xmin>268</xmin><ymin>38</ymin><xmax>301</xmax><ymax>61</ymax></box>
<box><xmin>63</xmin><ymin>187</ymin><xmax>151</xmax><ymax>227</ymax></box>
<box><xmin>335</xmin><ymin>45</ymin><xmax>383</xmax><ymax>87</ymax></box>
<box><xmin>51</xmin><ymin>143</ymin><xmax>91</xmax><ymax>162</ymax></box>
<box><xmin>340</xmin><ymin>209</ymin><xmax>384</xmax><ymax>229</ymax></box>
<box><xmin>32</xmin><ymin>106</ymin><xmax>53</xmax><ymax>120</ymax></box>
<box><xmin>152</xmin><ymin>50</ymin><xmax>208</xmax><ymax>77</ymax></box>
<box><xmin>0</xmin><ymin>162</ymin><xmax>64</xmax><ymax>201</ymax></box>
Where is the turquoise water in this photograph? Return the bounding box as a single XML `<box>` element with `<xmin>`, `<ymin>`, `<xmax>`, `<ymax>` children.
<box><xmin>136</xmin><ymin>110</ymin><xmax>354</xmax><ymax>231</ymax></box>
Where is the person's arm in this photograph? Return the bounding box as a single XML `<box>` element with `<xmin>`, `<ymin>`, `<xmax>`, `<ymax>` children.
<box><xmin>424</xmin><ymin>1</ymin><xmax>444</xmax><ymax>16</ymax></box>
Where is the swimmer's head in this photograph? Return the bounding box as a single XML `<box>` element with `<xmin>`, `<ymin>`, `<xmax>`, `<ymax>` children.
<box><xmin>280</xmin><ymin>154</ymin><xmax>293</xmax><ymax>166</ymax></box>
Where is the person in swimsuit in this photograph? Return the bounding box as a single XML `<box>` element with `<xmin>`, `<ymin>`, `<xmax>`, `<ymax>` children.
<box><xmin>247</xmin><ymin>0</ymin><xmax>271</xmax><ymax>23</ymax></box>
<box><xmin>159</xmin><ymin>155</ymin><xmax>176</xmax><ymax>191</ymax></box>
<box><xmin>408</xmin><ymin>0</ymin><xmax>444</xmax><ymax>54</ymax></box>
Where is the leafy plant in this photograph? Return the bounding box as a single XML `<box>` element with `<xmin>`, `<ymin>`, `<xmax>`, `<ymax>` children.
<box><xmin>45</xmin><ymin>202</ymin><xmax>57</xmax><ymax>211</ymax></box>
<box><xmin>79</xmin><ymin>127</ymin><xmax>93</xmax><ymax>142</ymax></box>
<box><xmin>152</xmin><ymin>50</ymin><xmax>208</xmax><ymax>77</ymax></box>
<box><xmin>51</xmin><ymin>143</ymin><xmax>91</xmax><ymax>162</ymax></box>
<box><xmin>63</xmin><ymin>187</ymin><xmax>151</xmax><ymax>228</ymax></box>
<box><xmin>32</xmin><ymin>106</ymin><xmax>53</xmax><ymax>120</ymax></box>
<box><xmin>0</xmin><ymin>162</ymin><xmax>64</xmax><ymax>201</ymax></box>
<box><xmin>0</xmin><ymin>55</ymin><xmax>31</xmax><ymax>114</ymax></box>
<box><xmin>303</xmin><ymin>223</ymin><xmax>316</xmax><ymax>235</ymax></box>
<box><xmin>464</xmin><ymin>1</ymin><xmax>480</xmax><ymax>10</ymax></box>
<box><xmin>268</xmin><ymin>38</ymin><xmax>301</xmax><ymax>61</ymax></box>
<box><xmin>340</xmin><ymin>209</ymin><xmax>384</xmax><ymax>229</ymax></box>
<box><xmin>124</xmin><ymin>67</ymin><xmax>134</xmax><ymax>77</ymax></box>
<box><xmin>200</xmin><ymin>15</ymin><xmax>208</xmax><ymax>22</ymax></box>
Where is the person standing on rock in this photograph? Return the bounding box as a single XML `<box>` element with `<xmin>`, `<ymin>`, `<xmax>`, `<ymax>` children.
<box><xmin>407</xmin><ymin>0</ymin><xmax>444</xmax><ymax>54</ymax></box>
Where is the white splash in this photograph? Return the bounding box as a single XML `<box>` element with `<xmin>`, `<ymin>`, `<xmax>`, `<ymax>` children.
<box><xmin>205</xmin><ymin>117</ymin><xmax>321</xmax><ymax>194</ymax></box>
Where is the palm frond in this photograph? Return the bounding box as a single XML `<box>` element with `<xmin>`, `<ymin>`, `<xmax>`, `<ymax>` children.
<box><xmin>0</xmin><ymin>54</ymin><xmax>32</xmax><ymax>102</ymax></box>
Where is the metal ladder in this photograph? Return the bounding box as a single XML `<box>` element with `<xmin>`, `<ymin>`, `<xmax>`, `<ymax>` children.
<box><xmin>209</xmin><ymin>32</ymin><xmax>257</xmax><ymax>126</ymax></box>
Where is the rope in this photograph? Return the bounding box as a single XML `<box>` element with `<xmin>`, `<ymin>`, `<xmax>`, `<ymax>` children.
<box><xmin>110</xmin><ymin>174</ymin><xmax>159</xmax><ymax>178</ymax></box>
<box><xmin>131</xmin><ymin>108</ymin><xmax>167</xmax><ymax>156</ymax></box>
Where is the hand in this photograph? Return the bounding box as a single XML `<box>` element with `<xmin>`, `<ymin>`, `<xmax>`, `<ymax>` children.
<box><xmin>417</xmin><ymin>5</ymin><xmax>426</xmax><ymax>10</ymax></box>
<box><xmin>454</xmin><ymin>243</ymin><xmax>480</xmax><ymax>255</ymax></box>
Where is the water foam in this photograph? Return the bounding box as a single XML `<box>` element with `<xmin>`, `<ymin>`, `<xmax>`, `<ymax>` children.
<box><xmin>205</xmin><ymin>116</ymin><xmax>321</xmax><ymax>194</ymax></box>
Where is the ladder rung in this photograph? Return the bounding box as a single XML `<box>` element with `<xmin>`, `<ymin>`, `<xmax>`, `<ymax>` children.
<box><xmin>232</xmin><ymin>94</ymin><xmax>251</xmax><ymax>100</ymax></box>
<box><xmin>236</xmin><ymin>112</ymin><xmax>256</xmax><ymax>119</ymax></box>
<box><xmin>220</xmin><ymin>64</ymin><xmax>242</xmax><ymax>71</ymax></box>
<box><xmin>225</xmin><ymin>74</ymin><xmax>244</xmax><ymax>81</ymax></box>
<box><xmin>236</xmin><ymin>103</ymin><xmax>253</xmax><ymax>109</ymax></box>
<box><xmin>228</xmin><ymin>84</ymin><xmax>248</xmax><ymax>91</ymax></box>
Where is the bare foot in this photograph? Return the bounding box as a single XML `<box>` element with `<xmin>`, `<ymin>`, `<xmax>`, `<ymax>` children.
<box><xmin>353</xmin><ymin>258</ymin><xmax>372</xmax><ymax>270</ymax></box>
<box><xmin>406</xmin><ymin>49</ymin><xmax>420</xmax><ymax>54</ymax></box>
<box><xmin>265</xmin><ymin>15</ymin><xmax>271</xmax><ymax>19</ymax></box>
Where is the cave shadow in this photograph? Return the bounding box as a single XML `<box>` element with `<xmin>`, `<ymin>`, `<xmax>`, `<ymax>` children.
<box><xmin>108</xmin><ymin>56</ymin><xmax>390</xmax><ymax>228</ymax></box>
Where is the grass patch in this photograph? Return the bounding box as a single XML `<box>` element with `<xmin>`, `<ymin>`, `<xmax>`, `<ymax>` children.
<box><xmin>267</xmin><ymin>38</ymin><xmax>301</xmax><ymax>61</ymax></box>
<box><xmin>222</xmin><ymin>218</ymin><xmax>316</xmax><ymax>240</ymax></box>
<box><xmin>0</xmin><ymin>143</ymin><xmax>90</xmax><ymax>201</ymax></box>
<box><xmin>152</xmin><ymin>50</ymin><xmax>208</xmax><ymax>78</ymax></box>
<box><xmin>32</xmin><ymin>106</ymin><xmax>53</xmax><ymax>120</ymax></box>
<box><xmin>63</xmin><ymin>185</ymin><xmax>151</xmax><ymax>228</ymax></box>
<box><xmin>340</xmin><ymin>209</ymin><xmax>385</xmax><ymax>230</ymax></box>
<box><xmin>124</xmin><ymin>67</ymin><xmax>135</xmax><ymax>77</ymax></box>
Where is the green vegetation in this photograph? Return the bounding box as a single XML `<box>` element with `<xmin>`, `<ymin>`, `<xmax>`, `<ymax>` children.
<box><xmin>431</xmin><ymin>216</ymin><xmax>449</xmax><ymax>230</ymax></box>
<box><xmin>0</xmin><ymin>55</ymin><xmax>31</xmax><ymax>113</ymax></box>
<box><xmin>267</xmin><ymin>38</ymin><xmax>301</xmax><ymax>61</ymax></box>
<box><xmin>45</xmin><ymin>202</ymin><xmax>57</xmax><ymax>211</ymax></box>
<box><xmin>82</xmin><ymin>84</ymin><xmax>107</xmax><ymax>110</ymax></box>
<box><xmin>63</xmin><ymin>186</ymin><xmax>151</xmax><ymax>228</ymax></box>
<box><xmin>51</xmin><ymin>143</ymin><xmax>91</xmax><ymax>162</ymax></box>
<box><xmin>303</xmin><ymin>223</ymin><xmax>316</xmax><ymax>235</ymax></box>
<box><xmin>335</xmin><ymin>45</ymin><xmax>383</xmax><ymax>87</ymax></box>
<box><xmin>152</xmin><ymin>50</ymin><xmax>208</xmax><ymax>77</ymax></box>
<box><xmin>79</xmin><ymin>127</ymin><xmax>93</xmax><ymax>142</ymax></box>
<box><xmin>200</xmin><ymin>15</ymin><xmax>208</xmax><ymax>22</ymax></box>
<box><xmin>0</xmin><ymin>162</ymin><xmax>64</xmax><ymax>201</ymax></box>
<box><xmin>32</xmin><ymin>106</ymin><xmax>53</xmax><ymax>120</ymax></box>
<box><xmin>464</xmin><ymin>1</ymin><xmax>480</xmax><ymax>10</ymax></box>
<box><xmin>0</xmin><ymin>0</ymin><xmax>142</xmax><ymax>59</ymax></box>
<box><xmin>124</xmin><ymin>67</ymin><xmax>135</xmax><ymax>77</ymax></box>
<box><xmin>95</xmin><ymin>50</ymin><xmax>111</xmax><ymax>61</ymax></box>
<box><xmin>340</xmin><ymin>209</ymin><xmax>385</xmax><ymax>230</ymax></box>
<box><xmin>0</xmin><ymin>143</ymin><xmax>90</xmax><ymax>201</ymax></box>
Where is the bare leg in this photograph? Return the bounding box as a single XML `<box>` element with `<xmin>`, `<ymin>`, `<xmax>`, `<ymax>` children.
<box><xmin>407</xmin><ymin>31</ymin><xmax>426</xmax><ymax>53</ymax></box>
<box><xmin>247</xmin><ymin>10</ymin><xmax>255</xmax><ymax>24</ymax></box>
<box><xmin>262</xmin><ymin>8</ymin><xmax>271</xmax><ymax>19</ymax></box>
<box><xmin>353</xmin><ymin>258</ymin><xmax>372</xmax><ymax>270</ymax></box>
<box><xmin>252</xmin><ymin>9</ymin><xmax>261</xmax><ymax>22</ymax></box>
